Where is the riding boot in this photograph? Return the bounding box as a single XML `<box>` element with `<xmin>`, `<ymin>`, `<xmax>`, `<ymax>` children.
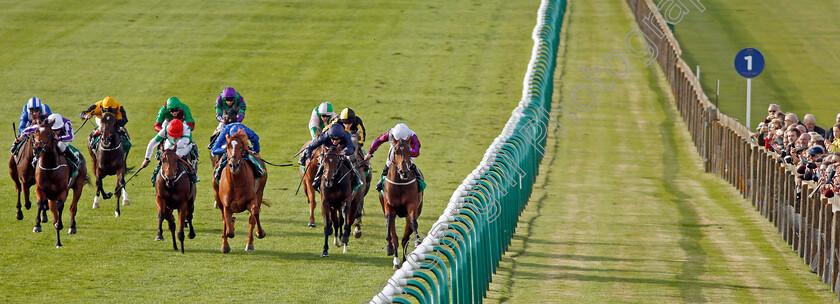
<box><xmin>214</xmin><ymin>154</ymin><xmax>228</xmax><ymax>182</ymax></box>
<box><xmin>411</xmin><ymin>164</ymin><xmax>423</xmax><ymax>181</ymax></box>
<box><xmin>298</xmin><ymin>155</ymin><xmax>306</xmax><ymax>166</ymax></box>
<box><xmin>64</xmin><ymin>148</ymin><xmax>79</xmax><ymax>177</ymax></box>
<box><xmin>343</xmin><ymin>157</ymin><xmax>362</xmax><ymax>191</ymax></box>
<box><xmin>208</xmin><ymin>132</ymin><xmax>219</xmax><ymax>150</ymax></box>
<box><xmin>376</xmin><ymin>164</ymin><xmax>389</xmax><ymax>192</ymax></box>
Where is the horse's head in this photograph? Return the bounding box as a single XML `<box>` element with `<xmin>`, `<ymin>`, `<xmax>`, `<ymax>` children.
<box><xmin>223</xmin><ymin>108</ymin><xmax>239</xmax><ymax>125</ymax></box>
<box><xmin>393</xmin><ymin>139</ymin><xmax>412</xmax><ymax>180</ymax></box>
<box><xmin>160</xmin><ymin>147</ymin><xmax>183</xmax><ymax>189</ymax></box>
<box><xmin>322</xmin><ymin>145</ymin><xmax>342</xmax><ymax>188</ymax></box>
<box><xmin>100</xmin><ymin>112</ymin><xmax>117</xmax><ymax>147</ymax></box>
<box><xmin>32</xmin><ymin>123</ymin><xmax>56</xmax><ymax>158</ymax></box>
<box><xmin>225</xmin><ymin>129</ymin><xmax>249</xmax><ymax>174</ymax></box>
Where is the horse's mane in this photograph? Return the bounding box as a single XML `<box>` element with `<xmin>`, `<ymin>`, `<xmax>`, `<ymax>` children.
<box><xmin>229</xmin><ymin>128</ymin><xmax>248</xmax><ymax>145</ymax></box>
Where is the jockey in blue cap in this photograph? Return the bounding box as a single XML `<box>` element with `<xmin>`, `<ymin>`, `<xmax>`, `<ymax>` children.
<box><xmin>12</xmin><ymin>97</ymin><xmax>52</xmax><ymax>155</ymax></box>
<box><xmin>210</xmin><ymin>122</ymin><xmax>264</xmax><ymax>181</ymax></box>
<box><xmin>304</xmin><ymin>124</ymin><xmax>363</xmax><ymax>191</ymax></box>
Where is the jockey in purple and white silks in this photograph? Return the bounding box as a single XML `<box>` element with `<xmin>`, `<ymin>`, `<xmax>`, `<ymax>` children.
<box><xmin>365</xmin><ymin>123</ymin><xmax>423</xmax><ymax>192</ymax></box>
<box><xmin>19</xmin><ymin>114</ymin><xmax>82</xmax><ymax>175</ymax></box>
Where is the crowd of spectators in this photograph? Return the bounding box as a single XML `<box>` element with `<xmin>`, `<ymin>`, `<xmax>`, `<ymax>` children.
<box><xmin>750</xmin><ymin>104</ymin><xmax>840</xmax><ymax>199</ymax></box>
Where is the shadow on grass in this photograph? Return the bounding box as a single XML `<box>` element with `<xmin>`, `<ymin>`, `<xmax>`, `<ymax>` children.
<box><xmin>509</xmin><ymin>271</ymin><xmax>778</xmax><ymax>291</ymax></box>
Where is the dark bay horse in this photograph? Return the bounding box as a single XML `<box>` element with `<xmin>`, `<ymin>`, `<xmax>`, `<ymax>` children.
<box><xmin>88</xmin><ymin>112</ymin><xmax>131</xmax><ymax>217</ymax></box>
<box><xmin>379</xmin><ymin>139</ymin><xmax>423</xmax><ymax>268</ymax></box>
<box><xmin>9</xmin><ymin>114</ymin><xmax>48</xmax><ymax>222</ymax></box>
<box><xmin>154</xmin><ymin>147</ymin><xmax>196</xmax><ymax>253</ymax></box>
<box><xmin>347</xmin><ymin>133</ymin><xmax>370</xmax><ymax>239</ymax></box>
<box><xmin>318</xmin><ymin>145</ymin><xmax>355</xmax><ymax>257</ymax></box>
<box><xmin>212</xmin><ymin>129</ymin><xmax>268</xmax><ymax>253</ymax></box>
<box><xmin>33</xmin><ymin>122</ymin><xmax>89</xmax><ymax>247</ymax></box>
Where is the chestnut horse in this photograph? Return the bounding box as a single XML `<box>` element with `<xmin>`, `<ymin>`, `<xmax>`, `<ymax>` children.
<box><xmin>212</xmin><ymin>129</ymin><xmax>268</xmax><ymax>253</ymax></box>
<box><xmin>9</xmin><ymin>114</ymin><xmax>48</xmax><ymax>222</ymax></box>
<box><xmin>299</xmin><ymin>143</ymin><xmax>324</xmax><ymax>228</ymax></box>
<box><xmin>32</xmin><ymin>122</ymin><xmax>89</xmax><ymax>247</ymax></box>
<box><xmin>154</xmin><ymin>147</ymin><xmax>196</xmax><ymax>253</ymax></box>
<box><xmin>88</xmin><ymin>112</ymin><xmax>131</xmax><ymax>216</ymax></box>
<box><xmin>318</xmin><ymin>145</ymin><xmax>355</xmax><ymax>257</ymax></box>
<box><xmin>379</xmin><ymin>139</ymin><xmax>423</xmax><ymax>268</ymax></box>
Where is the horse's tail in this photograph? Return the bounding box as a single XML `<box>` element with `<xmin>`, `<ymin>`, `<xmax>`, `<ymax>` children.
<box><xmin>82</xmin><ymin>173</ymin><xmax>92</xmax><ymax>187</ymax></box>
<box><xmin>261</xmin><ymin>199</ymin><xmax>272</xmax><ymax>208</ymax></box>
<box><xmin>125</xmin><ymin>165</ymin><xmax>136</xmax><ymax>174</ymax></box>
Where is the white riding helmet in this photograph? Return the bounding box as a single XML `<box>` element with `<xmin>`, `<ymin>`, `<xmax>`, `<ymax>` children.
<box><xmin>318</xmin><ymin>102</ymin><xmax>333</xmax><ymax>115</ymax></box>
<box><xmin>47</xmin><ymin>113</ymin><xmax>64</xmax><ymax>130</ymax></box>
<box><xmin>391</xmin><ymin>123</ymin><xmax>412</xmax><ymax>141</ymax></box>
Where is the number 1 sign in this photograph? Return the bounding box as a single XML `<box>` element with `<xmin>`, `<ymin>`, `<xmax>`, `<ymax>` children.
<box><xmin>735</xmin><ymin>48</ymin><xmax>765</xmax><ymax>129</ymax></box>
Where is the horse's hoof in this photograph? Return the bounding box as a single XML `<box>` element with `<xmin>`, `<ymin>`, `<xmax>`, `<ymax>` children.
<box><xmin>256</xmin><ymin>232</ymin><xmax>266</xmax><ymax>239</ymax></box>
<box><xmin>122</xmin><ymin>200</ymin><xmax>130</xmax><ymax>206</ymax></box>
<box><xmin>231</xmin><ymin>216</ymin><xmax>236</xmax><ymax>223</ymax></box>
<box><xmin>33</xmin><ymin>226</ymin><xmax>41</xmax><ymax>233</ymax></box>
<box><xmin>155</xmin><ymin>235</ymin><xmax>163</xmax><ymax>241</ymax></box>
<box><xmin>321</xmin><ymin>251</ymin><xmax>329</xmax><ymax>258</ymax></box>
<box><xmin>16</xmin><ymin>210</ymin><xmax>23</xmax><ymax>221</ymax></box>
<box><xmin>341</xmin><ymin>235</ymin><xmax>349</xmax><ymax>245</ymax></box>
<box><xmin>41</xmin><ymin>216</ymin><xmax>48</xmax><ymax>223</ymax></box>
<box><xmin>92</xmin><ymin>197</ymin><xmax>100</xmax><ymax>209</ymax></box>
<box><xmin>343</xmin><ymin>244</ymin><xmax>348</xmax><ymax>254</ymax></box>
<box><xmin>56</xmin><ymin>244</ymin><xmax>62</xmax><ymax>249</ymax></box>
<box><xmin>188</xmin><ymin>231</ymin><xmax>196</xmax><ymax>239</ymax></box>
<box><xmin>114</xmin><ymin>211</ymin><xmax>120</xmax><ymax>217</ymax></box>
<box><xmin>213</xmin><ymin>201</ymin><xmax>219</xmax><ymax>209</ymax></box>
<box><xmin>307</xmin><ymin>221</ymin><xmax>316</xmax><ymax>228</ymax></box>
<box><xmin>68</xmin><ymin>228</ymin><xmax>76</xmax><ymax>235</ymax></box>
<box><xmin>245</xmin><ymin>244</ymin><xmax>254</xmax><ymax>251</ymax></box>
<box><xmin>393</xmin><ymin>257</ymin><xmax>401</xmax><ymax>269</ymax></box>
<box><xmin>386</xmin><ymin>245</ymin><xmax>395</xmax><ymax>256</ymax></box>
<box><xmin>24</xmin><ymin>201</ymin><xmax>31</xmax><ymax>210</ymax></box>
<box><xmin>222</xmin><ymin>246</ymin><xmax>230</xmax><ymax>254</ymax></box>
<box><xmin>92</xmin><ymin>202</ymin><xmax>100</xmax><ymax>209</ymax></box>
<box><xmin>353</xmin><ymin>227</ymin><xmax>362</xmax><ymax>238</ymax></box>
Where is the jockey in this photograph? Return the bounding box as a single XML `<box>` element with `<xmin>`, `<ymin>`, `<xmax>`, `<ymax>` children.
<box><xmin>154</xmin><ymin>97</ymin><xmax>195</xmax><ymax>132</ymax></box>
<box><xmin>79</xmin><ymin>96</ymin><xmax>130</xmax><ymax>152</ymax></box>
<box><xmin>12</xmin><ymin>97</ymin><xmax>51</xmax><ymax>155</ymax></box>
<box><xmin>209</xmin><ymin>87</ymin><xmax>246</xmax><ymax>148</ymax></box>
<box><xmin>141</xmin><ymin>119</ymin><xmax>199</xmax><ymax>183</ymax></box>
<box><xmin>365</xmin><ymin>123</ymin><xmax>423</xmax><ymax>192</ymax></box>
<box><xmin>304</xmin><ymin>124</ymin><xmax>363</xmax><ymax>191</ymax></box>
<box><xmin>18</xmin><ymin>97</ymin><xmax>51</xmax><ymax>135</ymax></box>
<box><xmin>19</xmin><ymin>114</ymin><xmax>81</xmax><ymax>177</ymax></box>
<box><xmin>323</xmin><ymin>108</ymin><xmax>367</xmax><ymax>147</ymax></box>
<box><xmin>308</xmin><ymin>102</ymin><xmax>336</xmax><ymax>140</ymax></box>
<box><xmin>210</xmin><ymin>122</ymin><xmax>264</xmax><ymax>181</ymax></box>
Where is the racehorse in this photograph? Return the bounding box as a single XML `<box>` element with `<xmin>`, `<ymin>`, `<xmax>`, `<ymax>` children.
<box><xmin>379</xmin><ymin>139</ymin><xmax>423</xmax><ymax>268</ymax></box>
<box><xmin>209</xmin><ymin>107</ymin><xmax>240</xmax><ymax>170</ymax></box>
<box><xmin>318</xmin><ymin>145</ymin><xmax>355</xmax><ymax>257</ymax></box>
<box><xmin>32</xmin><ymin>121</ymin><xmax>89</xmax><ymax>247</ymax></box>
<box><xmin>299</xmin><ymin>143</ymin><xmax>324</xmax><ymax>228</ymax></box>
<box><xmin>88</xmin><ymin>112</ymin><xmax>131</xmax><ymax>216</ymax></box>
<box><xmin>212</xmin><ymin>129</ymin><xmax>268</xmax><ymax>253</ymax></box>
<box><xmin>9</xmin><ymin>114</ymin><xmax>48</xmax><ymax>222</ymax></box>
<box><xmin>154</xmin><ymin>146</ymin><xmax>196</xmax><ymax>253</ymax></box>
<box><xmin>347</xmin><ymin>133</ymin><xmax>370</xmax><ymax>238</ymax></box>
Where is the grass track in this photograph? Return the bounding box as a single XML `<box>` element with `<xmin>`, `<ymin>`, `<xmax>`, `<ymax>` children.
<box><xmin>675</xmin><ymin>0</ymin><xmax>840</xmax><ymax>127</ymax></box>
<box><xmin>486</xmin><ymin>0</ymin><xmax>836</xmax><ymax>302</ymax></box>
<box><xmin>0</xmin><ymin>1</ymin><xmax>539</xmax><ymax>302</ymax></box>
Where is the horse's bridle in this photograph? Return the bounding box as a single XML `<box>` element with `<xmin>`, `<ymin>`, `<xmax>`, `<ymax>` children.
<box><xmin>319</xmin><ymin>148</ymin><xmax>346</xmax><ymax>186</ymax></box>
<box><xmin>160</xmin><ymin>149</ymin><xmax>186</xmax><ymax>188</ymax></box>
<box><xmin>33</xmin><ymin>129</ymin><xmax>66</xmax><ymax>171</ymax></box>
<box><xmin>392</xmin><ymin>141</ymin><xmax>413</xmax><ymax>180</ymax></box>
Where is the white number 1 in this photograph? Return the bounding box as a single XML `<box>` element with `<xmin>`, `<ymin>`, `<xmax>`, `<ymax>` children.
<box><xmin>744</xmin><ymin>56</ymin><xmax>753</xmax><ymax>71</ymax></box>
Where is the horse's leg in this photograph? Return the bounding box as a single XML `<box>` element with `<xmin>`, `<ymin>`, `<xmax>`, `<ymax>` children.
<box><xmin>111</xmin><ymin>176</ymin><xmax>120</xmax><ymax>217</ymax></box>
<box><xmin>253</xmin><ymin>200</ymin><xmax>266</xmax><ymax>239</ymax></box>
<box><xmin>155</xmin><ymin>211</ymin><xmax>165</xmax><ymax>241</ymax></box>
<box><xmin>165</xmin><ymin>208</ymin><xmax>177</xmax><ymax>251</ymax></box>
<box><xmin>10</xmin><ymin>161</ymin><xmax>23</xmax><ymax>220</ymax></box>
<box><xmin>23</xmin><ymin>180</ymin><xmax>32</xmax><ymax>210</ymax></box>
<box><xmin>223</xmin><ymin>206</ymin><xmax>235</xmax><ymax>239</ymax></box>
<box><xmin>93</xmin><ymin>175</ymin><xmax>103</xmax><ymax>209</ymax></box>
<box><xmin>321</xmin><ymin>200</ymin><xmax>331</xmax><ymax>257</ymax></box>
<box><xmin>246</xmin><ymin>209</ymin><xmax>256</xmax><ymax>252</ymax></box>
<box><xmin>187</xmin><ymin>185</ymin><xmax>196</xmax><ymax>239</ymax></box>
<box><xmin>354</xmin><ymin>196</ymin><xmax>364</xmax><ymax>238</ymax></box>
<box><xmin>401</xmin><ymin>218</ymin><xmax>413</xmax><ymax>264</ymax></box>
<box><xmin>33</xmin><ymin>198</ymin><xmax>44</xmax><ymax>233</ymax></box>
<box><xmin>51</xmin><ymin>199</ymin><xmax>64</xmax><ymax>248</ymax></box>
<box><xmin>177</xmin><ymin>206</ymin><xmax>186</xmax><ymax>253</ymax></box>
<box><xmin>116</xmin><ymin>166</ymin><xmax>129</xmax><ymax>206</ymax></box>
<box><xmin>67</xmin><ymin>190</ymin><xmax>79</xmax><ymax>235</ymax></box>
<box><xmin>220</xmin><ymin>207</ymin><xmax>231</xmax><ymax>254</ymax></box>
<box><xmin>384</xmin><ymin>209</ymin><xmax>396</xmax><ymax>256</ymax></box>
<box><xmin>332</xmin><ymin>208</ymin><xmax>341</xmax><ymax>246</ymax></box>
<box><xmin>342</xmin><ymin>199</ymin><xmax>353</xmax><ymax>246</ymax></box>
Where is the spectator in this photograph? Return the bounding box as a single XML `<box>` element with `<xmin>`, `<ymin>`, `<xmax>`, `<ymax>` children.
<box><xmin>803</xmin><ymin>114</ymin><xmax>826</xmax><ymax>137</ymax></box>
<box><xmin>828</xmin><ymin>123</ymin><xmax>840</xmax><ymax>153</ymax></box>
<box><xmin>828</xmin><ymin>113</ymin><xmax>840</xmax><ymax>142</ymax></box>
<box><xmin>784</xmin><ymin>113</ymin><xmax>800</xmax><ymax>128</ymax></box>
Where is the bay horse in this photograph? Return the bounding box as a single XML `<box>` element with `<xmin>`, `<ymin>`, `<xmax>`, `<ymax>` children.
<box><xmin>212</xmin><ymin>129</ymin><xmax>268</xmax><ymax>253</ymax></box>
<box><xmin>88</xmin><ymin>112</ymin><xmax>131</xmax><ymax>217</ymax></box>
<box><xmin>299</xmin><ymin>143</ymin><xmax>324</xmax><ymax>228</ymax></box>
<box><xmin>32</xmin><ymin>122</ymin><xmax>89</xmax><ymax>247</ymax></box>
<box><xmin>318</xmin><ymin>145</ymin><xmax>355</xmax><ymax>257</ymax></box>
<box><xmin>9</xmin><ymin>114</ymin><xmax>48</xmax><ymax>222</ymax></box>
<box><xmin>379</xmin><ymin>139</ymin><xmax>423</xmax><ymax>268</ymax></box>
<box><xmin>154</xmin><ymin>146</ymin><xmax>196</xmax><ymax>253</ymax></box>
<box><xmin>210</xmin><ymin>108</ymin><xmax>239</xmax><ymax>209</ymax></box>
<box><xmin>347</xmin><ymin>133</ymin><xmax>370</xmax><ymax>239</ymax></box>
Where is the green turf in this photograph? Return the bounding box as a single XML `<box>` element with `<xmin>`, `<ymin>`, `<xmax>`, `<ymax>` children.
<box><xmin>673</xmin><ymin>0</ymin><xmax>840</xmax><ymax>129</ymax></box>
<box><xmin>485</xmin><ymin>0</ymin><xmax>836</xmax><ymax>302</ymax></box>
<box><xmin>0</xmin><ymin>1</ymin><xmax>539</xmax><ymax>302</ymax></box>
